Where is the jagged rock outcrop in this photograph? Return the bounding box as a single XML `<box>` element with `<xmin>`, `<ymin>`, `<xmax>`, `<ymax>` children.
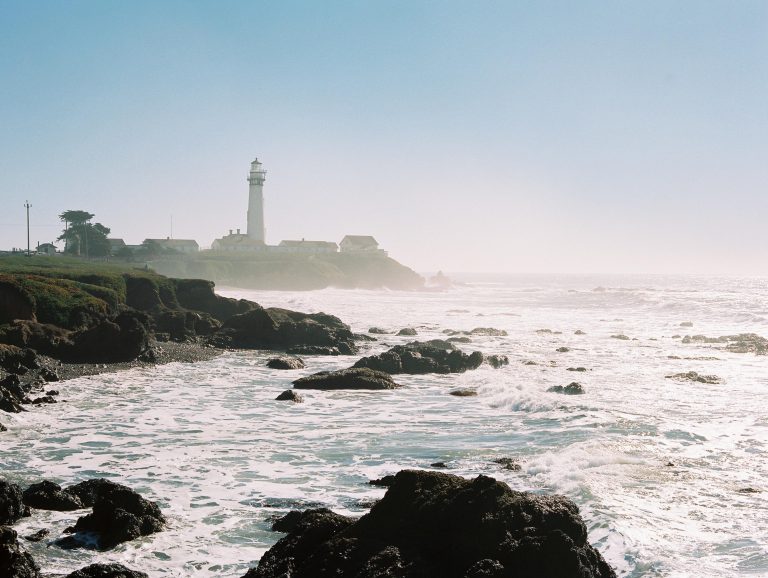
<box><xmin>0</xmin><ymin>480</ymin><xmax>29</xmax><ymax>525</ymax></box>
<box><xmin>63</xmin><ymin>310</ymin><xmax>151</xmax><ymax>363</ymax></box>
<box><xmin>665</xmin><ymin>371</ymin><xmax>721</xmax><ymax>384</ymax></box>
<box><xmin>353</xmin><ymin>341</ymin><xmax>484</xmax><ymax>375</ymax></box>
<box><xmin>0</xmin><ymin>526</ymin><xmax>40</xmax><ymax>578</ymax></box>
<box><xmin>1</xmin><ymin>374</ymin><xmax>28</xmax><ymax>413</ymax></box>
<box><xmin>22</xmin><ymin>480</ymin><xmax>83</xmax><ymax>511</ymax></box>
<box><xmin>293</xmin><ymin>368</ymin><xmax>401</xmax><ymax>390</ymax></box>
<box><xmin>547</xmin><ymin>382</ymin><xmax>585</xmax><ymax>395</ymax></box>
<box><xmin>276</xmin><ymin>390</ymin><xmax>304</xmax><ymax>403</ymax></box>
<box><xmin>64</xmin><ymin>563</ymin><xmax>149</xmax><ymax>578</ymax></box>
<box><xmin>67</xmin><ymin>480</ymin><xmax>165</xmax><ymax>550</ymax></box>
<box><xmin>242</xmin><ymin>470</ymin><xmax>616</xmax><ymax>578</ymax></box>
<box><xmin>267</xmin><ymin>357</ymin><xmax>305</xmax><ymax>370</ymax></box>
<box><xmin>212</xmin><ymin>306</ymin><xmax>357</xmax><ymax>354</ymax></box>
<box><xmin>0</xmin><ymin>344</ymin><xmax>38</xmax><ymax>374</ymax></box>
<box><xmin>174</xmin><ymin>278</ymin><xmax>257</xmax><ymax>321</ymax></box>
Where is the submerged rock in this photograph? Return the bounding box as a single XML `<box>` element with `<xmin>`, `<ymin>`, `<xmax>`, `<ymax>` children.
<box><xmin>665</xmin><ymin>371</ymin><xmax>721</xmax><ymax>384</ymax></box>
<box><xmin>493</xmin><ymin>457</ymin><xmax>522</xmax><ymax>472</ymax></box>
<box><xmin>67</xmin><ymin>480</ymin><xmax>165</xmax><ymax>550</ymax></box>
<box><xmin>555</xmin><ymin>347</ymin><xmax>570</xmax><ymax>353</ymax></box>
<box><xmin>567</xmin><ymin>367</ymin><xmax>588</xmax><ymax>372</ymax></box>
<box><xmin>64</xmin><ymin>563</ymin><xmax>149</xmax><ymax>578</ymax></box>
<box><xmin>266</xmin><ymin>357</ymin><xmax>305</xmax><ymax>370</ymax></box>
<box><xmin>242</xmin><ymin>469</ymin><xmax>616</xmax><ymax>578</ymax></box>
<box><xmin>286</xmin><ymin>345</ymin><xmax>342</xmax><ymax>356</ymax></box>
<box><xmin>0</xmin><ymin>480</ymin><xmax>29</xmax><ymax>525</ymax></box>
<box><xmin>23</xmin><ymin>529</ymin><xmax>49</xmax><ymax>543</ymax></box>
<box><xmin>293</xmin><ymin>368</ymin><xmax>402</xmax><ymax>390</ymax></box>
<box><xmin>354</xmin><ymin>341</ymin><xmax>484</xmax><ymax>375</ymax></box>
<box><xmin>575</xmin><ymin>329</ymin><xmax>586</xmax><ymax>335</ymax></box>
<box><xmin>449</xmin><ymin>389</ymin><xmax>477</xmax><ymax>397</ymax></box>
<box><xmin>0</xmin><ymin>526</ymin><xmax>40</xmax><ymax>578</ymax></box>
<box><xmin>610</xmin><ymin>335</ymin><xmax>630</xmax><ymax>341</ymax></box>
<box><xmin>369</xmin><ymin>327</ymin><xmax>390</xmax><ymax>335</ymax></box>
<box><xmin>275</xmin><ymin>390</ymin><xmax>304</xmax><ymax>403</ymax></box>
<box><xmin>548</xmin><ymin>382</ymin><xmax>585</xmax><ymax>395</ymax></box>
<box><xmin>397</xmin><ymin>328</ymin><xmax>418</xmax><ymax>336</ymax></box>
<box><xmin>485</xmin><ymin>354</ymin><xmax>509</xmax><ymax>368</ymax></box>
<box><xmin>680</xmin><ymin>321</ymin><xmax>694</xmax><ymax>327</ymax></box>
<box><xmin>22</xmin><ymin>480</ymin><xmax>83</xmax><ymax>511</ymax></box>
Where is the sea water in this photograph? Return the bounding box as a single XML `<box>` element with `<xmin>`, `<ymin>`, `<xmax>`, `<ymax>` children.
<box><xmin>2</xmin><ymin>274</ymin><xmax>767</xmax><ymax>577</ymax></box>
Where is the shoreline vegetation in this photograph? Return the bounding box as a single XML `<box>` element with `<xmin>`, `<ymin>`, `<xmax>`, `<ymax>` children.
<box><xmin>0</xmin><ymin>254</ymin><xmax>617</xmax><ymax>577</ymax></box>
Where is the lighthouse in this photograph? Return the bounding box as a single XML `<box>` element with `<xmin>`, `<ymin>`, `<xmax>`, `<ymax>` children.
<box><xmin>247</xmin><ymin>157</ymin><xmax>267</xmax><ymax>242</ymax></box>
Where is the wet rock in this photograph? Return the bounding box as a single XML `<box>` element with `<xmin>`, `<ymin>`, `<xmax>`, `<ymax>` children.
<box><xmin>286</xmin><ymin>345</ymin><xmax>341</xmax><ymax>356</ymax></box>
<box><xmin>469</xmin><ymin>327</ymin><xmax>507</xmax><ymax>336</ymax></box>
<box><xmin>23</xmin><ymin>481</ymin><xmax>84</xmax><ymax>511</ymax></box>
<box><xmin>547</xmin><ymin>382</ymin><xmax>585</xmax><ymax>395</ymax></box>
<box><xmin>737</xmin><ymin>487</ymin><xmax>760</xmax><ymax>494</ymax></box>
<box><xmin>575</xmin><ymin>330</ymin><xmax>586</xmax><ymax>335</ymax></box>
<box><xmin>567</xmin><ymin>367</ymin><xmax>587</xmax><ymax>372</ymax></box>
<box><xmin>447</xmin><ymin>336</ymin><xmax>472</xmax><ymax>343</ymax></box>
<box><xmin>173</xmin><ymin>278</ymin><xmax>257</xmax><ymax>322</ymax></box>
<box><xmin>449</xmin><ymin>389</ymin><xmax>478</xmax><ymax>397</ymax></box>
<box><xmin>0</xmin><ymin>374</ymin><xmax>27</xmax><ymax>413</ymax></box>
<box><xmin>397</xmin><ymin>328</ymin><xmax>418</xmax><ymax>336</ymax></box>
<box><xmin>270</xmin><ymin>508</ymin><xmax>346</xmax><ymax>535</ymax></box>
<box><xmin>39</xmin><ymin>367</ymin><xmax>59</xmax><ymax>382</ymax></box>
<box><xmin>65</xmin><ymin>479</ymin><xmax>114</xmax><ymax>508</ymax></box>
<box><xmin>24</xmin><ymin>529</ymin><xmax>49</xmax><ymax>542</ymax></box>
<box><xmin>486</xmin><ymin>354</ymin><xmax>509</xmax><ymax>368</ymax></box>
<box><xmin>680</xmin><ymin>321</ymin><xmax>694</xmax><ymax>327</ymax></box>
<box><xmin>431</xmin><ymin>462</ymin><xmax>448</xmax><ymax>469</ymax></box>
<box><xmin>64</xmin><ymin>563</ymin><xmax>149</xmax><ymax>578</ymax></box>
<box><xmin>555</xmin><ymin>347</ymin><xmax>570</xmax><ymax>353</ymax></box>
<box><xmin>354</xmin><ymin>333</ymin><xmax>377</xmax><ymax>342</ymax></box>
<box><xmin>212</xmin><ymin>306</ymin><xmax>357</xmax><ymax>354</ymax></box>
<box><xmin>369</xmin><ymin>327</ymin><xmax>390</xmax><ymax>335</ymax></box>
<box><xmin>293</xmin><ymin>368</ymin><xmax>401</xmax><ymax>390</ymax></box>
<box><xmin>243</xmin><ymin>469</ymin><xmax>616</xmax><ymax>578</ymax></box>
<box><xmin>0</xmin><ymin>423</ymin><xmax>6</xmax><ymax>432</ymax></box>
<box><xmin>0</xmin><ymin>480</ymin><xmax>29</xmax><ymax>524</ymax></box>
<box><xmin>354</xmin><ymin>341</ymin><xmax>484</xmax><ymax>375</ymax></box>
<box><xmin>536</xmin><ymin>329</ymin><xmax>554</xmax><ymax>334</ymax></box>
<box><xmin>523</xmin><ymin>360</ymin><xmax>537</xmax><ymax>366</ymax></box>
<box><xmin>0</xmin><ymin>526</ymin><xmax>40</xmax><ymax>578</ymax></box>
<box><xmin>369</xmin><ymin>475</ymin><xmax>397</xmax><ymax>487</ymax></box>
<box><xmin>610</xmin><ymin>335</ymin><xmax>630</xmax><ymax>340</ymax></box>
<box><xmin>67</xmin><ymin>480</ymin><xmax>165</xmax><ymax>550</ymax></box>
<box><xmin>275</xmin><ymin>390</ymin><xmax>304</xmax><ymax>403</ymax></box>
<box><xmin>665</xmin><ymin>371</ymin><xmax>721</xmax><ymax>384</ymax></box>
<box><xmin>493</xmin><ymin>458</ymin><xmax>522</xmax><ymax>471</ymax></box>
<box><xmin>266</xmin><ymin>357</ymin><xmax>305</xmax><ymax>370</ymax></box>
<box><xmin>31</xmin><ymin>395</ymin><xmax>57</xmax><ymax>405</ymax></box>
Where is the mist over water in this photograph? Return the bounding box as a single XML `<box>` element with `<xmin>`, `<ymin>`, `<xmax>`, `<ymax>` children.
<box><xmin>3</xmin><ymin>274</ymin><xmax>767</xmax><ymax>577</ymax></box>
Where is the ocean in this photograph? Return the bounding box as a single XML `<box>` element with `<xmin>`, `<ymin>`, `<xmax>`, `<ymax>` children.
<box><xmin>2</xmin><ymin>274</ymin><xmax>767</xmax><ymax>577</ymax></box>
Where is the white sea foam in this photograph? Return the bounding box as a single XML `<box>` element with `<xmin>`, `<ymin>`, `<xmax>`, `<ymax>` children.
<box><xmin>3</xmin><ymin>274</ymin><xmax>767</xmax><ymax>577</ymax></box>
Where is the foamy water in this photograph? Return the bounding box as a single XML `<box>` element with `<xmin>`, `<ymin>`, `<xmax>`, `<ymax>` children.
<box><xmin>2</xmin><ymin>274</ymin><xmax>767</xmax><ymax>577</ymax></box>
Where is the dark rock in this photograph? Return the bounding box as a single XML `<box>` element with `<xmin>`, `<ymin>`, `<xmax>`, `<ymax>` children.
<box><xmin>354</xmin><ymin>333</ymin><xmax>377</xmax><ymax>342</ymax></box>
<box><xmin>449</xmin><ymin>389</ymin><xmax>477</xmax><ymax>397</ymax></box>
<box><xmin>64</xmin><ymin>563</ymin><xmax>149</xmax><ymax>578</ymax></box>
<box><xmin>469</xmin><ymin>327</ymin><xmax>507</xmax><ymax>336</ymax></box>
<box><xmin>575</xmin><ymin>330</ymin><xmax>586</xmax><ymax>335</ymax></box>
<box><xmin>293</xmin><ymin>368</ymin><xmax>401</xmax><ymax>390</ymax></box>
<box><xmin>266</xmin><ymin>357</ymin><xmax>305</xmax><ymax>370</ymax></box>
<box><xmin>369</xmin><ymin>475</ymin><xmax>397</xmax><ymax>487</ymax></box>
<box><xmin>0</xmin><ymin>480</ymin><xmax>29</xmax><ymax>524</ymax></box>
<box><xmin>680</xmin><ymin>321</ymin><xmax>694</xmax><ymax>327</ymax></box>
<box><xmin>665</xmin><ymin>371</ymin><xmax>721</xmax><ymax>384</ymax></box>
<box><xmin>286</xmin><ymin>345</ymin><xmax>341</xmax><ymax>356</ymax></box>
<box><xmin>24</xmin><ymin>529</ymin><xmax>49</xmax><ymax>542</ymax></box>
<box><xmin>0</xmin><ymin>526</ymin><xmax>40</xmax><ymax>578</ymax></box>
<box><xmin>447</xmin><ymin>336</ymin><xmax>471</xmax><ymax>343</ymax></box>
<box><xmin>493</xmin><ymin>458</ymin><xmax>522</xmax><ymax>472</ymax></box>
<box><xmin>431</xmin><ymin>462</ymin><xmax>448</xmax><ymax>469</ymax></box>
<box><xmin>23</xmin><ymin>481</ymin><xmax>84</xmax><ymax>511</ymax></box>
<box><xmin>243</xmin><ymin>469</ymin><xmax>616</xmax><ymax>578</ymax></box>
<box><xmin>0</xmin><ymin>423</ymin><xmax>6</xmax><ymax>432</ymax></box>
<box><xmin>39</xmin><ymin>367</ymin><xmax>59</xmax><ymax>382</ymax></box>
<box><xmin>369</xmin><ymin>327</ymin><xmax>390</xmax><ymax>335</ymax></box>
<box><xmin>536</xmin><ymin>329</ymin><xmax>554</xmax><ymax>334</ymax></box>
<box><xmin>486</xmin><ymin>354</ymin><xmax>509</xmax><ymax>368</ymax></box>
<box><xmin>65</xmin><ymin>479</ymin><xmax>113</xmax><ymax>508</ymax></box>
<box><xmin>173</xmin><ymin>278</ymin><xmax>257</xmax><ymax>322</ymax></box>
<box><xmin>567</xmin><ymin>367</ymin><xmax>587</xmax><ymax>372</ymax></box>
<box><xmin>46</xmin><ymin>390</ymin><xmax>59</xmax><ymax>396</ymax></box>
<box><xmin>555</xmin><ymin>347</ymin><xmax>570</xmax><ymax>353</ymax></box>
<box><xmin>271</xmin><ymin>508</ymin><xmax>344</xmax><ymax>534</ymax></box>
<box><xmin>737</xmin><ymin>487</ymin><xmax>760</xmax><ymax>494</ymax></box>
<box><xmin>67</xmin><ymin>480</ymin><xmax>165</xmax><ymax>549</ymax></box>
<box><xmin>276</xmin><ymin>390</ymin><xmax>304</xmax><ymax>403</ymax></box>
<box><xmin>31</xmin><ymin>396</ymin><xmax>57</xmax><ymax>405</ymax></box>
<box><xmin>397</xmin><ymin>328</ymin><xmax>418</xmax><ymax>336</ymax></box>
<box><xmin>523</xmin><ymin>360</ymin><xmax>537</xmax><ymax>366</ymax></box>
<box><xmin>548</xmin><ymin>382</ymin><xmax>585</xmax><ymax>395</ymax></box>
<box><xmin>64</xmin><ymin>311</ymin><xmax>151</xmax><ymax>363</ymax></box>
<box><xmin>0</xmin><ymin>374</ymin><xmax>27</xmax><ymax>413</ymax></box>
<box><xmin>212</xmin><ymin>306</ymin><xmax>357</xmax><ymax>354</ymax></box>
<box><xmin>354</xmin><ymin>341</ymin><xmax>484</xmax><ymax>375</ymax></box>
<box><xmin>610</xmin><ymin>335</ymin><xmax>630</xmax><ymax>340</ymax></box>
<box><xmin>0</xmin><ymin>345</ymin><xmax>38</xmax><ymax>374</ymax></box>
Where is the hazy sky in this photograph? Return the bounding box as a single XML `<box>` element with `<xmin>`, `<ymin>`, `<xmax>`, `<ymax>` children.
<box><xmin>1</xmin><ymin>1</ymin><xmax>766</xmax><ymax>274</ymax></box>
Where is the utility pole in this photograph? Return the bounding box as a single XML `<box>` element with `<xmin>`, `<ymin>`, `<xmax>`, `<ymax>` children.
<box><xmin>24</xmin><ymin>201</ymin><xmax>31</xmax><ymax>256</ymax></box>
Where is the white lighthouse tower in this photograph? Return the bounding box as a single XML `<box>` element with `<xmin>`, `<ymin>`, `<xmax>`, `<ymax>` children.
<box><xmin>247</xmin><ymin>157</ymin><xmax>267</xmax><ymax>242</ymax></box>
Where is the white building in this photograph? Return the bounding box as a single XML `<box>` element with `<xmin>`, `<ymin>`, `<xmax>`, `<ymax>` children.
<box><xmin>277</xmin><ymin>240</ymin><xmax>338</xmax><ymax>254</ymax></box>
<box><xmin>211</xmin><ymin>229</ymin><xmax>267</xmax><ymax>252</ymax></box>
<box><xmin>339</xmin><ymin>235</ymin><xmax>386</xmax><ymax>255</ymax></box>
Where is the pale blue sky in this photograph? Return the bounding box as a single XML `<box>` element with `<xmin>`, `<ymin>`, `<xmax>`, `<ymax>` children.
<box><xmin>1</xmin><ymin>1</ymin><xmax>766</xmax><ymax>273</ymax></box>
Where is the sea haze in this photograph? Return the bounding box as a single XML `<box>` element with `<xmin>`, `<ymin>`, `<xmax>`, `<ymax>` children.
<box><xmin>3</xmin><ymin>274</ymin><xmax>767</xmax><ymax>577</ymax></box>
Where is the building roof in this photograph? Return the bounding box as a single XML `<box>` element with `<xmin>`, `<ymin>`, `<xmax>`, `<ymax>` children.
<box><xmin>145</xmin><ymin>238</ymin><xmax>199</xmax><ymax>248</ymax></box>
<box><xmin>340</xmin><ymin>235</ymin><xmax>378</xmax><ymax>247</ymax></box>
<box><xmin>37</xmin><ymin>243</ymin><xmax>57</xmax><ymax>249</ymax></box>
<box><xmin>213</xmin><ymin>233</ymin><xmax>265</xmax><ymax>246</ymax></box>
<box><xmin>279</xmin><ymin>240</ymin><xmax>338</xmax><ymax>249</ymax></box>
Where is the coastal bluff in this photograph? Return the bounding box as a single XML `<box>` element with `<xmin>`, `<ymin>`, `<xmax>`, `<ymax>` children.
<box><xmin>150</xmin><ymin>252</ymin><xmax>425</xmax><ymax>291</ymax></box>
